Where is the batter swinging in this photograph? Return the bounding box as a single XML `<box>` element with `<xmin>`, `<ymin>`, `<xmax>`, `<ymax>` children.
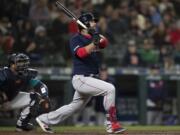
<box><xmin>36</xmin><ymin>13</ymin><xmax>126</xmax><ymax>134</ymax></box>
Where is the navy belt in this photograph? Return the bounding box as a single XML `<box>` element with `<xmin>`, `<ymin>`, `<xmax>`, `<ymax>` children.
<box><xmin>77</xmin><ymin>74</ymin><xmax>99</xmax><ymax>78</ymax></box>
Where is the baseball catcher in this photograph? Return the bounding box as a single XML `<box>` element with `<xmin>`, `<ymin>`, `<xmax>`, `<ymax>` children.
<box><xmin>0</xmin><ymin>53</ymin><xmax>51</xmax><ymax>132</ymax></box>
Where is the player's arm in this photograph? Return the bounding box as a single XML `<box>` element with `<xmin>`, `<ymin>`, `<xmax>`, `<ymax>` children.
<box><xmin>75</xmin><ymin>35</ymin><xmax>108</xmax><ymax>59</ymax></box>
<box><xmin>82</xmin><ymin>35</ymin><xmax>108</xmax><ymax>51</ymax></box>
<box><xmin>88</xmin><ymin>28</ymin><xmax>108</xmax><ymax>49</ymax></box>
<box><xmin>27</xmin><ymin>69</ymin><xmax>49</xmax><ymax>102</ymax></box>
<box><xmin>70</xmin><ymin>35</ymin><xmax>94</xmax><ymax>59</ymax></box>
<box><xmin>28</xmin><ymin>79</ymin><xmax>50</xmax><ymax>115</ymax></box>
<box><xmin>76</xmin><ymin>43</ymin><xmax>96</xmax><ymax>58</ymax></box>
<box><xmin>29</xmin><ymin>79</ymin><xmax>49</xmax><ymax>98</ymax></box>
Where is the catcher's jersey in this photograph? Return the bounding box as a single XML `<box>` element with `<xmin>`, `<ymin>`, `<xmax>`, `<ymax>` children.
<box><xmin>0</xmin><ymin>67</ymin><xmax>38</xmax><ymax>100</ymax></box>
<box><xmin>70</xmin><ymin>33</ymin><xmax>100</xmax><ymax>75</ymax></box>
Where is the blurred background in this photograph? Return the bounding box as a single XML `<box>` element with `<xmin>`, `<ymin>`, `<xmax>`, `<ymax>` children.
<box><xmin>0</xmin><ymin>0</ymin><xmax>180</xmax><ymax>126</ymax></box>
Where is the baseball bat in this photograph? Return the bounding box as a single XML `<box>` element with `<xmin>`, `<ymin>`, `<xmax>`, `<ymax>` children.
<box><xmin>55</xmin><ymin>1</ymin><xmax>88</xmax><ymax>29</ymax></box>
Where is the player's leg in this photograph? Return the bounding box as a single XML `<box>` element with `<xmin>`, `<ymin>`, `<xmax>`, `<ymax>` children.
<box><xmin>72</xmin><ymin>75</ymin><xmax>126</xmax><ymax>133</ymax></box>
<box><xmin>72</xmin><ymin>75</ymin><xmax>115</xmax><ymax>109</ymax></box>
<box><xmin>14</xmin><ymin>92</ymin><xmax>50</xmax><ymax>132</ymax></box>
<box><xmin>9</xmin><ymin>92</ymin><xmax>33</xmax><ymax>131</ymax></box>
<box><xmin>36</xmin><ymin>91</ymin><xmax>91</xmax><ymax>133</ymax></box>
<box><xmin>9</xmin><ymin>92</ymin><xmax>31</xmax><ymax>109</ymax></box>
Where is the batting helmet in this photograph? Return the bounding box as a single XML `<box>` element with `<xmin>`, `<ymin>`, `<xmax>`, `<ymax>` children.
<box><xmin>78</xmin><ymin>13</ymin><xmax>97</xmax><ymax>29</ymax></box>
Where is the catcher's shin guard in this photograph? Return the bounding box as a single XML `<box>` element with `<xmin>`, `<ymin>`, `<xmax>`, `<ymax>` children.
<box><xmin>16</xmin><ymin>107</ymin><xmax>34</xmax><ymax>131</ymax></box>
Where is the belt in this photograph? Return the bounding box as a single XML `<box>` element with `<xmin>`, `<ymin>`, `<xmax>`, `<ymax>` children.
<box><xmin>76</xmin><ymin>74</ymin><xmax>99</xmax><ymax>78</ymax></box>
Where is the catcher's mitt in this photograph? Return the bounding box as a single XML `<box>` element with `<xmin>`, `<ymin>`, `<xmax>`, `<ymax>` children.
<box><xmin>30</xmin><ymin>92</ymin><xmax>51</xmax><ymax>117</ymax></box>
<box><xmin>39</xmin><ymin>97</ymin><xmax>51</xmax><ymax>113</ymax></box>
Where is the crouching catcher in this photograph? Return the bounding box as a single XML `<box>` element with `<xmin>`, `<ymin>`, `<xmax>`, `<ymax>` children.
<box><xmin>0</xmin><ymin>53</ymin><xmax>51</xmax><ymax>131</ymax></box>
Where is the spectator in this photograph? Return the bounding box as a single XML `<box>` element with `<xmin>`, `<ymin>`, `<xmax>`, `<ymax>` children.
<box><xmin>1</xmin><ymin>34</ymin><xmax>14</xmax><ymax>54</ymax></box>
<box><xmin>159</xmin><ymin>45</ymin><xmax>173</xmax><ymax>66</ymax></box>
<box><xmin>129</xmin><ymin>8</ymin><xmax>145</xmax><ymax>37</ymax></box>
<box><xmin>0</xmin><ymin>19</ymin><xmax>14</xmax><ymax>54</ymax></box>
<box><xmin>166</xmin><ymin>20</ymin><xmax>180</xmax><ymax>47</ymax></box>
<box><xmin>108</xmin><ymin>9</ymin><xmax>128</xmax><ymax>37</ymax></box>
<box><xmin>146</xmin><ymin>64</ymin><xmax>167</xmax><ymax>125</ymax></box>
<box><xmin>162</xmin><ymin>9</ymin><xmax>175</xmax><ymax>28</ymax></box>
<box><xmin>148</xmin><ymin>5</ymin><xmax>162</xmax><ymax>26</ymax></box>
<box><xmin>152</xmin><ymin>22</ymin><xmax>168</xmax><ymax>48</ymax></box>
<box><xmin>122</xmin><ymin>40</ymin><xmax>143</xmax><ymax>67</ymax></box>
<box><xmin>50</xmin><ymin>11</ymin><xmax>69</xmax><ymax>52</ymax></box>
<box><xmin>173</xmin><ymin>40</ymin><xmax>180</xmax><ymax>64</ymax></box>
<box><xmin>0</xmin><ymin>30</ymin><xmax>4</xmax><ymax>56</ymax></box>
<box><xmin>29</xmin><ymin>0</ymin><xmax>50</xmax><ymax>26</ymax></box>
<box><xmin>15</xmin><ymin>19</ymin><xmax>35</xmax><ymax>52</ymax></box>
<box><xmin>104</xmin><ymin>4</ymin><xmax>114</xmax><ymax>20</ymax></box>
<box><xmin>26</xmin><ymin>25</ymin><xmax>52</xmax><ymax>63</ymax></box>
<box><xmin>139</xmin><ymin>39</ymin><xmax>159</xmax><ymax>67</ymax></box>
<box><xmin>159</xmin><ymin>0</ymin><xmax>174</xmax><ymax>14</ymax></box>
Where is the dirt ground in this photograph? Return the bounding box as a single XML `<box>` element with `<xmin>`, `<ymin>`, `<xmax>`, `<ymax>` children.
<box><xmin>0</xmin><ymin>131</ymin><xmax>180</xmax><ymax>135</ymax></box>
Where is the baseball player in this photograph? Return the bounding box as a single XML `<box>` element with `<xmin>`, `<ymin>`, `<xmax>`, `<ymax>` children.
<box><xmin>0</xmin><ymin>53</ymin><xmax>51</xmax><ymax>132</ymax></box>
<box><xmin>36</xmin><ymin>13</ymin><xmax>126</xmax><ymax>134</ymax></box>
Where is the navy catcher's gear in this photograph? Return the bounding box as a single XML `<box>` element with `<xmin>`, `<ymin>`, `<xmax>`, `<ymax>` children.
<box><xmin>29</xmin><ymin>82</ymin><xmax>50</xmax><ymax>117</ymax></box>
<box><xmin>0</xmin><ymin>67</ymin><xmax>38</xmax><ymax>101</ymax></box>
<box><xmin>28</xmin><ymin>78</ymin><xmax>50</xmax><ymax>117</ymax></box>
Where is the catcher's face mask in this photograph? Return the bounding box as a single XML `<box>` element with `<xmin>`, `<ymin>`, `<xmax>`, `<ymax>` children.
<box><xmin>15</xmin><ymin>59</ymin><xmax>30</xmax><ymax>72</ymax></box>
<box><xmin>10</xmin><ymin>53</ymin><xmax>30</xmax><ymax>75</ymax></box>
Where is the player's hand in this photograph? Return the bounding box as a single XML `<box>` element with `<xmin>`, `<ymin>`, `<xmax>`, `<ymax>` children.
<box><xmin>88</xmin><ymin>28</ymin><xmax>100</xmax><ymax>46</ymax></box>
<box><xmin>92</xmin><ymin>33</ymin><xmax>100</xmax><ymax>46</ymax></box>
<box><xmin>88</xmin><ymin>28</ymin><xmax>96</xmax><ymax>36</ymax></box>
<box><xmin>39</xmin><ymin>97</ymin><xmax>51</xmax><ymax>113</ymax></box>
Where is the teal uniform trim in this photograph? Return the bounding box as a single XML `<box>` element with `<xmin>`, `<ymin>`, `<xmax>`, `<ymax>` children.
<box><xmin>29</xmin><ymin>79</ymin><xmax>40</xmax><ymax>87</ymax></box>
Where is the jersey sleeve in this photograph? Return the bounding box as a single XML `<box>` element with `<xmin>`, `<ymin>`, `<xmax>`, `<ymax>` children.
<box><xmin>70</xmin><ymin>36</ymin><xmax>83</xmax><ymax>56</ymax></box>
<box><xmin>29</xmin><ymin>79</ymin><xmax>48</xmax><ymax>97</ymax></box>
<box><xmin>29</xmin><ymin>79</ymin><xmax>40</xmax><ymax>88</ymax></box>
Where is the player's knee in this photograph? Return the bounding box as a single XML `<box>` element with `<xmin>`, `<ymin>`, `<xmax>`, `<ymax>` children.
<box><xmin>110</xmin><ymin>84</ymin><xmax>116</xmax><ymax>93</ymax></box>
<box><xmin>69</xmin><ymin>101</ymin><xmax>84</xmax><ymax>113</ymax></box>
<box><xmin>108</xmin><ymin>84</ymin><xmax>115</xmax><ymax>94</ymax></box>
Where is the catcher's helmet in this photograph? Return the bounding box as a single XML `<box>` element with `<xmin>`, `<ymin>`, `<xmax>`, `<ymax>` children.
<box><xmin>78</xmin><ymin>13</ymin><xmax>97</xmax><ymax>29</ymax></box>
<box><xmin>8</xmin><ymin>53</ymin><xmax>30</xmax><ymax>73</ymax></box>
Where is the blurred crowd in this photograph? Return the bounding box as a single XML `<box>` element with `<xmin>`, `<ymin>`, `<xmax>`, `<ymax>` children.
<box><xmin>0</xmin><ymin>0</ymin><xmax>180</xmax><ymax>69</ymax></box>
